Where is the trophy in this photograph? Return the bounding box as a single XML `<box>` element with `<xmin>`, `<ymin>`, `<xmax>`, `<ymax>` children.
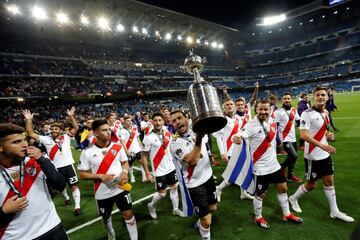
<box><xmin>185</xmin><ymin>51</ymin><xmax>227</xmax><ymax>134</ymax></box>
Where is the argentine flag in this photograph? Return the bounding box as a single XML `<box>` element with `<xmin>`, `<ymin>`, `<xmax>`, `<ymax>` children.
<box><xmin>222</xmin><ymin>140</ymin><xmax>255</xmax><ymax>194</ymax></box>
<box><xmin>172</xmin><ymin>156</ymin><xmax>194</xmax><ymax>217</ymax></box>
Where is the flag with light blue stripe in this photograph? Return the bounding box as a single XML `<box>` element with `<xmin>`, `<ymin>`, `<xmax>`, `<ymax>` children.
<box><xmin>222</xmin><ymin>140</ymin><xmax>255</xmax><ymax>194</ymax></box>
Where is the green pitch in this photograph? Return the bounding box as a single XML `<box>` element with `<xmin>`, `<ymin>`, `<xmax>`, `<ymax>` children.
<box><xmin>53</xmin><ymin>92</ymin><xmax>360</xmax><ymax>240</ymax></box>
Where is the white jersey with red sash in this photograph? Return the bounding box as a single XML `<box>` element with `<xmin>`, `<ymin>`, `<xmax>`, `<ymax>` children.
<box><xmin>142</xmin><ymin>130</ymin><xmax>175</xmax><ymax>177</ymax></box>
<box><xmin>120</xmin><ymin>126</ymin><xmax>142</xmax><ymax>155</ymax></box>
<box><xmin>240</xmin><ymin>116</ymin><xmax>280</xmax><ymax>176</ymax></box>
<box><xmin>0</xmin><ymin>157</ymin><xmax>61</xmax><ymax>240</ymax></box>
<box><xmin>140</xmin><ymin>120</ymin><xmax>154</xmax><ymax>135</ymax></box>
<box><xmin>213</xmin><ymin>116</ymin><xmax>240</xmax><ymax>157</ymax></box>
<box><xmin>110</xmin><ymin>120</ymin><xmax>123</xmax><ymax>143</ymax></box>
<box><xmin>39</xmin><ymin>134</ymin><xmax>75</xmax><ymax>168</ymax></box>
<box><xmin>170</xmin><ymin>130</ymin><xmax>212</xmax><ymax>188</ymax></box>
<box><xmin>299</xmin><ymin>108</ymin><xmax>330</xmax><ymax>160</ymax></box>
<box><xmin>274</xmin><ymin>107</ymin><xmax>300</xmax><ymax>143</ymax></box>
<box><xmin>78</xmin><ymin>143</ymin><xmax>128</xmax><ymax>200</ymax></box>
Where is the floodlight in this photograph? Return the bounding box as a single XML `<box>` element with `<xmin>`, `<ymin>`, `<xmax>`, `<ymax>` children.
<box><xmin>196</xmin><ymin>38</ymin><xmax>201</xmax><ymax>44</ymax></box>
<box><xmin>177</xmin><ymin>35</ymin><xmax>183</xmax><ymax>41</ymax></box>
<box><xmin>186</xmin><ymin>36</ymin><xmax>193</xmax><ymax>44</ymax></box>
<box><xmin>165</xmin><ymin>33</ymin><xmax>172</xmax><ymax>40</ymax></box>
<box><xmin>133</xmin><ymin>26</ymin><xmax>139</xmax><ymax>33</ymax></box>
<box><xmin>56</xmin><ymin>13</ymin><xmax>69</xmax><ymax>24</ymax></box>
<box><xmin>211</xmin><ymin>41</ymin><xmax>218</xmax><ymax>48</ymax></box>
<box><xmin>142</xmin><ymin>28</ymin><xmax>148</xmax><ymax>35</ymax></box>
<box><xmin>97</xmin><ymin>17</ymin><xmax>110</xmax><ymax>31</ymax></box>
<box><xmin>218</xmin><ymin>43</ymin><xmax>224</xmax><ymax>49</ymax></box>
<box><xmin>80</xmin><ymin>15</ymin><xmax>89</xmax><ymax>25</ymax></box>
<box><xmin>262</xmin><ymin>14</ymin><xmax>286</xmax><ymax>26</ymax></box>
<box><xmin>116</xmin><ymin>24</ymin><xmax>124</xmax><ymax>32</ymax></box>
<box><xmin>7</xmin><ymin>4</ymin><xmax>20</xmax><ymax>15</ymax></box>
<box><xmin>155</xmin><ymin>31</ymin><xmax>160</xmax><ymax>37</ymax></box>
<box><xmin>33</xmin><ymin>6</ymin><xmax>47</xmax><ymax>20</ymax></box>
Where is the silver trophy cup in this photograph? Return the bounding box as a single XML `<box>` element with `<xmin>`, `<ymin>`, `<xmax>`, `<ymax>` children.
<box><xmin>185</xmin><ymin>52</ymin><xmax>227</xmax><ymax>134</ymax></box>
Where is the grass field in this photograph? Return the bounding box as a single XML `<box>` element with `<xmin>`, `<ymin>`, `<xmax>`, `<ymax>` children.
<box><xmin>53</xmin><ymin>91</ymin><xmax>360</xmax><ymax>240</ymax></box>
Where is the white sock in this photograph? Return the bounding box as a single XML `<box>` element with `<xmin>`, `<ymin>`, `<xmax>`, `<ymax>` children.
<box><xmin>323</xmin><ymin>186</ymin><xmax>339</xmax><ymax>213</ymax></box>
<box><xmin>62</xmin><ymin>189</ymin><xmax>70</xmax><ymax>201</ymax></box>
<box><xmin>125</xmin><ymin>216</ymin><xmax>138</xmax><ymax>240</ymax></box>
<box><xmin>129</xmin><ymin>167</ymin><xmax>134</xmax><ymax>178</ymax></box>
<box><xmin>291</xmin><ymin>184</ymin><xmax>308</xmax><ymax>200</ymax></box>
<box><xmin>218</xmin><ymin>180</ymin><xmax>230</xmax><ymax>192</ymax></box>
<box><xmin>277</xmin><ymin>193</ymin><xmax>291</xmax><ymax>216</ymax></box>
<box><xmin>253</xmin><ymin>196</ymin><xmax>263</xmax><ymax>219</ymax></box>
<box><xmin>149</xmin><ymin>192</ymin><xmax>163</xmax><ymax>207</ymax></box>
<box><xmin>170</xmin><ymin>187</ymin><xmax>180</xmax><ymax>210</ymax></box>
<box><xmin>72</xmin><ymin>188</ymin><xmax>81</xmax><ymax>209</ymax></box>
<box><xmin>199</xmin><ymin>223</ymin><xmax>211</xmax><ymax>240</ymax></box>
<box><xmin>103</xmin><ymin>217</ymin><xmax>114</xmax><ymax>234</ymax></box>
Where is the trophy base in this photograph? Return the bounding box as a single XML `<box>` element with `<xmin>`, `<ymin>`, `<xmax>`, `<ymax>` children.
<box><xmin>192</xmin><ymin>112</ymin><xmax>227</xmax><ymax>134</ymax></box>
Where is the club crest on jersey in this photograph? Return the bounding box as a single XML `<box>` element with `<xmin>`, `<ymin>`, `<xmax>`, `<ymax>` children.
<box><xmin>301</xmin><ymin>120</ymin><xmax>306</xmax><ymax>126</ymax></box>
<box><xmin>25</xmin><ymin>166</ymin><xmax>37</xmax><ymax>176</ymax></box>
<box><xmin>111</xmin><ymin>149</ymin><xmax>117</xmax><ymax>156</ymax></box>
<box><xmin>175</xmin><ymin>148</ymin><xmax>183</xmax><ymax>157</ymax></box>
<box><xmin>270</xmin><ymin>125</ymin><xmax>276</xmax><ymax>132</ymax></box>
<box><xmin>157</xmin><ymin>182</ymin><xmax>163</xmax><ymax>188</ymax></box>
<box><xmin>102</xmin><ymin>150</ymin><xmax>107</xmax><ymax>155</ymax></box>
<box><xmin>10</xmin><ymin>172</ymin><xmax>20</xmax><ymax>180</ymax></box>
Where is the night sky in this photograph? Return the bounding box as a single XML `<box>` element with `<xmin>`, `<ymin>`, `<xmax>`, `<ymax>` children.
<box><xmin>137</xmin><ymin>0</ymin><xmax>317</xmax><ymax>30</ymax></box>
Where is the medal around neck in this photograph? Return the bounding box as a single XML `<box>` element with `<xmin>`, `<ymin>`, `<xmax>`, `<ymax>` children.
<box><xmin>185</xmin><ymin>51</ymin><xmax>227</xmax><ymax>134</ymax></box>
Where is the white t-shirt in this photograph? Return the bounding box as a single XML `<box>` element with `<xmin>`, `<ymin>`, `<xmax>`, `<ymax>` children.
<box><xmin>214</xmin><ymin>116</ymin><xmax>240</xmax><ymax>157</ymax></box>
<box><xmin>299</xmin><ymin>108</ymin><xmax>330</xmax><ymax>160</ymax></box>
<box><xmin>39</xmin><ymin>134</ymin><xmax>75</xmax><ymax>168</ymax></box>
<box><xmin>240</xmin><ymin>116</ymin><xmax>280</xmax><ymax>176</ymax></box>
<box><xmin>142</xmin><ymin>130</ymin><xmax>175</xmax><ymax>177</ymax></box>
<box><xmin>170</xmin><ymin>130</ymin><xmax>212</xmax><ymax>188</ymax></box>
<box><xmin>78</xmin><ymin>143</ymin><xmax>128</xmax><ymax>200</ymax></box>
<box><xmin>110</xmin><ymin>120</ymin><xmax>123</xmax><ymax>143</ymax></box>
<box><xmin>0</xmin><ymin>157</ymin><xmax>61</xmax><ymax>240</ymax></box>
<box><xmin>120</xmin><ymin>126</ymin><xmax>142</xmax><ymax>154</ymax></box>
<box><xmin>274</xmin><ymin>107</ymin><xmax>300</xmax><ymax>143</ymax></box>
<box><xmin>140</xmin><ymin>120</ymin><xmax>153</xmax><ymax>135</ymax></box>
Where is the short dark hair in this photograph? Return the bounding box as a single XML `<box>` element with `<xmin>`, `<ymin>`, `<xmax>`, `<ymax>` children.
<box><xmin>0</xmin><ymin>124</ymin><xmax>25</xmax><ymax>140</ymax></box>
<box><xmin>142</xmin><ymin>112</ymin><xmax>150</xmax><ymax>117</ymax></box>
<box><xmin>235</xmin><ymin>97</ymin><xmax>245</xmax><ymax>103</ymax></box>
<box><xmin>123</xmin><ymin>115</ymin><xmax>132</xmax><ymax>121</ymax></box>
<box><xmin>106</xmin><ymin>112</ymin><xmax>117</xmax><ymax>120</ymax></box>
<box><xmin>255</xmin><ymin>98</ymin><xmax>270</xmax><ymax>109</ymax></box>
<box><xmin>268</xmin><ymin>95</ymin><xmax>277</xmax><ymax>101</ymax></box>
<box><xmin>50</xmin><ymin>122</ymin><xmax>63</xmax><ymax>129</ymax></box>
<box><xmin>152</xmin><ymin>112</ymin><xmax>164</xmax><ymax>120</ymax></box>
<box><xmin>313</xmin><ymin>86</ymin><xmax>327</xmax><ymax>94</ymax></box>
<box><xmin>170</xmin><ymin>110</ymin><xmax>187</xmax><ymax>118</ymax></box>
<box><xmin>92</xmin><ymin>119</ymin><xmax>108</xmax><ymax>131</ymax></box>
<box><xmin>300</xmin><ymin>92</ymin><xmax>307</xmax><ymax>98</ymax></box>
<box><xmin>282</xmin><ymin>92</ymin><xmax>293</xmax><ymax>97</ymax></box>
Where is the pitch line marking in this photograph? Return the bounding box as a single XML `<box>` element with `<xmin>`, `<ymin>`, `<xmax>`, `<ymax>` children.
<box><xmin>66</xmin><ymin>193</ymin><xmax>155</xmax><ymax>234</ymax></box>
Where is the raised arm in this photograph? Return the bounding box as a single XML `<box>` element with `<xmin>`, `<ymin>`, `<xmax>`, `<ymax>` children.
<box><xmin>67</xmin><ymin>106</ymin><xmax>79</xmax><ymax>136</ymax></box>
<box><xmin>250</xmin><ymin>81</ymin><xmax>259</xmax><ymax>106</ymax></box>
<box><xmin>22</xmin><ymin>109</ymin><xmax>40</xmax><ymax>141</ymax></box>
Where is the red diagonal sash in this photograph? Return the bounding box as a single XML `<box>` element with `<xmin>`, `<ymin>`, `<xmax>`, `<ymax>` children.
<box><xmin>126</xmin><ymin>127</ymin><xmax>137</xmax><ymax>149</ymax></box>
<box><xmin>111</xmin><ymin>121</ymin><xmax>121</xmax><ymax>143</ymax></box>
<box><xmin>49</xmin><ymin>136</ymin><xmax>64</xmax><ymax>160</ymax></box>
<box><xmin>308</xmin><ymin>113</ymin><xmax>329</xmax><ymax>154</ymax></box>
<box><xmin>240</xmin><ymin>114</ymin><xmax>249</xmax><ymax>129</ymax></box>
<box><xmin>94</xmin><ymin>144</ymin><xmax>122</xmax><ymax>193</ymax></box>
<box><xmin>187</xmin><ymin>165</ymin><xmax>196</xmax><ymax>181</ymax></box>
<box><xmin>0</xmin><ymin>158</ymin><xmax>41</xmax><ymax>238</ymax></box>
<box><xmin>226</xmin><ymin>120</ymin><xmax>239</xmax><ymax>152</ymax></box>
<box><xmin>153</xmin><ymin>131</ymin><xmax>171</xmax><ymax>172</ymax></box>
<box><xmin>145</xmin><ymin>122</ymin><xmax>153</xmax><ymax>135</ymax></box>
<box><xmin>253</xmin><ymin>122</ymin><xmax>277</xmax><ymax>164</ymax></box>
<box><xmin>282</xmin><ymin>108</ymin><xmax>296</xmax><ymax>140</ymax></box>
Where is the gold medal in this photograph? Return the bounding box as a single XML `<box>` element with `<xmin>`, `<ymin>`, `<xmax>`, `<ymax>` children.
<box><xmin>10</xmin><ymin>172</ymin><xmax>20</xmax><ymax>181</ymax></box>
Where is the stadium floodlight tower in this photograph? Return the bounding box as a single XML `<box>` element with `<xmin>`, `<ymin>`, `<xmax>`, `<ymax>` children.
<box><xmin>32</xmin><ymin>6</ymin><xmax>47</xmax><ymax>20</ymax></box>
<box><xmin>80</xmin><ymin>15</ymin><xmax>89</xmax><ymax>25</ymax></box>
<box><xmin>6</xmin><ymin>4</ymin><xmax>20</xmax><ymax>15</ymax></box>
<box><xmin>56</xmin><ymin>12</ymin><xmax>69</xmax><ymax>24</ymax></box>
<box><xmin>97</xmin><ymin>16</ymin><xmax>110</xmax><ymax>31</ymax></box>
<box><xmin>257</xmin><ymin>13</ymin><xmax>286</xmax><ymax>26</ymax></box>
